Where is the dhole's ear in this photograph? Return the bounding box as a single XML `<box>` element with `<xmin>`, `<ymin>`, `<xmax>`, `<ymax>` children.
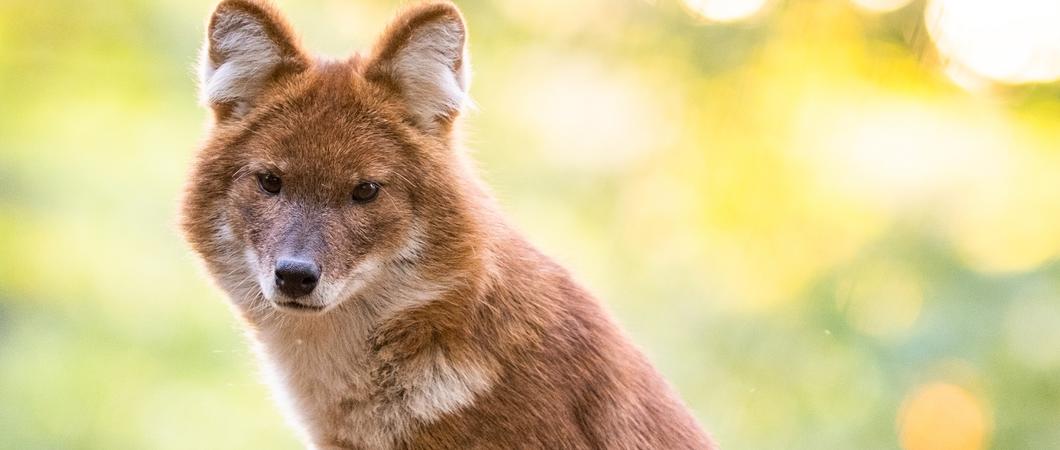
<box><xmin>364</xmin><ymin>2</ymin><xmax>470</xmax><ymax>133</ymax></box>
<box><xmin>199</xmin><ymin>0</ymin><xmax>309</xmax><ymax>120</ymax></box>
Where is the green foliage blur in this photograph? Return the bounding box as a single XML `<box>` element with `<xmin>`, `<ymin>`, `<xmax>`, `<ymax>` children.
<box><xmin>1</xmin><ymin>0</ymin><xmax>1059</xmax><ymax>449</ymax></box>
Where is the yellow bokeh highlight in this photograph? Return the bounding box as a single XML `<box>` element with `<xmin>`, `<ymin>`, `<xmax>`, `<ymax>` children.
<box><xmin>851</xmin><ymin>0</ymin><xmax>914</xmax><ymax>14</ymax></box>
<box><xmin>945</xmin><ymin>149</ymin><xmax>1060</xmax><ymax>273</ymax></box>
<box><xmin>899</xmin><ymin>383</ymin><xmax>991</xmax><ymax>450</ymax></box>
<box><xmin>681</xmin><ymin>0</ymin><xmax>769</xmax><ymax>23</ymax></box>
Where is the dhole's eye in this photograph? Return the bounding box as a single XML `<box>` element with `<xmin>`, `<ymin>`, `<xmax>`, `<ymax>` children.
<box><xmin>352</xmin><ymin>182</ymin><xmax>380</xmax><ymax>203</ymax></box>
<box><xmin>257</xmin><ymin>173</ymin><xmax>282</xmax><ymax>195</ymax></box>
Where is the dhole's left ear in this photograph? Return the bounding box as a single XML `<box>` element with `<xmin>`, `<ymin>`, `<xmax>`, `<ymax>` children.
<box><xmin>364</xmin><ymin>2</ymin><xmax>470</xmax><ymax>133</ymax></box>
<box><xmin>199</xmin><ymin>0</ymin><xmax>310</xmax><ymax>120</ymax></box>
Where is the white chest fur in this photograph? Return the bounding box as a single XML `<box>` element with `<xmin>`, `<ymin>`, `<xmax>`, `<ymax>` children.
<box><xmin>252</xmin><ymin>315</ymin><xmax>493</xmax><ymax>450</ymax></box>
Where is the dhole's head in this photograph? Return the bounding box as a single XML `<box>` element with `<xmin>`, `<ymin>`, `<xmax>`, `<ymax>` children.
<box><xmin>181</xmin><ymin>0</ymin><xmax>482</xmax><ymax>316</ymax></box>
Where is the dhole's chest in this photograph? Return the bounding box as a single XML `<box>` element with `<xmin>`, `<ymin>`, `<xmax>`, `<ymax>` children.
<box><xmin>255</xmin><ymin>325</ymin><xmax>494</xmax><ymax>450</ymax></box>
<box><xmin>257</xmin><ymin>331</ymin><xmax>391</xmax><ymax>449</ymax></box>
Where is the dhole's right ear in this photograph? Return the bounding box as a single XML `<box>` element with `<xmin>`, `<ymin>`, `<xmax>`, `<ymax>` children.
<box><xmin>199</xmin><ymin>0</ymin><xmax>309</xmax><ymax>121</ymax></box>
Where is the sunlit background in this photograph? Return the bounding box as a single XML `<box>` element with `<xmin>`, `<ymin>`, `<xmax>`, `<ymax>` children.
<box><xmin>1</xmin><ymin>0</ymin><xmax>1059</xmax><ymax>448</ymax></box>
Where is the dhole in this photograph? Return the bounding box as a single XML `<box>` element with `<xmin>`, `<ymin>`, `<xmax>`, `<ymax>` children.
<box><xmin>180</xmin><ymin>1</ymin><xmax>714</xmax><ymax>448</ymax></box>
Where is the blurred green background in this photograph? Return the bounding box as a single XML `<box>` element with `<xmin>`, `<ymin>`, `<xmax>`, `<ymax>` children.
<box><xmin>2</xmin><ymin>0</ymin><xmax>1059</xmax><ymax>448</ymax></box>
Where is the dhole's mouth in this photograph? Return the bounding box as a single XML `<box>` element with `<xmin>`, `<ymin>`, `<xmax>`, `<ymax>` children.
<box><xmin>272</xmin><ymin>301</ymin><xmax>327</xmax><ymax>314</ymax></box>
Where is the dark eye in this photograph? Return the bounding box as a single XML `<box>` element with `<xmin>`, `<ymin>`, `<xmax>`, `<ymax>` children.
<box><xmin>257</xmin><ymin>172</ymin><xmax>282</xmax><ymax>195</ymax></box>
<box><xmin>352</xmin><ymin>182</ymin><xmax>380</xmax><ymax>203</ymax></box>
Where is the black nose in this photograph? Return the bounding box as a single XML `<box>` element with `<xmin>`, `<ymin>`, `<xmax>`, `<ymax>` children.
<box><xmin>274</xmin><ymin>258</ymin><xmax>320</xmax><ymax>298</ymax></box>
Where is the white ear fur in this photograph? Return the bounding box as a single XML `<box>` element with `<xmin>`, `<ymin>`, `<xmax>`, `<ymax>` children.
<box><xmin>370</xmin><ymin>9</ymin><xmax>471</xmax><ymax>131</ymax></box>
<box><xmin>199</xmin><ymin>3</ymin><xmax>304</xmax><ymax>118</ymax></box>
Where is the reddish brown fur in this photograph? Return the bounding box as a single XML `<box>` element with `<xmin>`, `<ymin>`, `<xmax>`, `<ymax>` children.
<box><xmin>181</xmin><ymin>1</ymin><xmax>714</xmax><ymax>448</ymax></box>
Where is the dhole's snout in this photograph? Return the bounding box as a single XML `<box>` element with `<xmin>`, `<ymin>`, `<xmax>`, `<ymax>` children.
<box><xmin>270</xmin><ymin>218</ymin><xmax>326</xmax><ymax>305</ymax></box>
<box><xmin>274</xmin><ymin>258</ymin><xmax>320</xmax><ymax>298</ymax></box>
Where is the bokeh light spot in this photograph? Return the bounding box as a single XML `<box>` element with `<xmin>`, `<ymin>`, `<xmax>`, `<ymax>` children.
<box><xmin>800</xmin><ymin>99</ymin><xmax>1015</xmax><ymax>208</ymax></box>
<box><xmin>926</xmin><ymin>0</ymin><xmax>1060</xmax><ymax>84</ymax></box>
<box><xmin>511</xmin><ymin>54</ymin><xmax>675</xmax><ymax>171</ymax></box>
<box><xmin>945</xmin><ymin>151</ymin><xmax>1060</xmax><ymax>273</ymax></box>
<box><xmin>851</xmin><ymin>0</ymin><xmax>914</xmax><ymax>14</ymax></box>
<box><xmin>899</xmin><ymin>383</ymin><xmax>990</xmax><ymax>450</ymax></box>
<box><xmin>681</xmin><ymin>0</ymin><xmax>769</xmax><ymax>23</ymax></box>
